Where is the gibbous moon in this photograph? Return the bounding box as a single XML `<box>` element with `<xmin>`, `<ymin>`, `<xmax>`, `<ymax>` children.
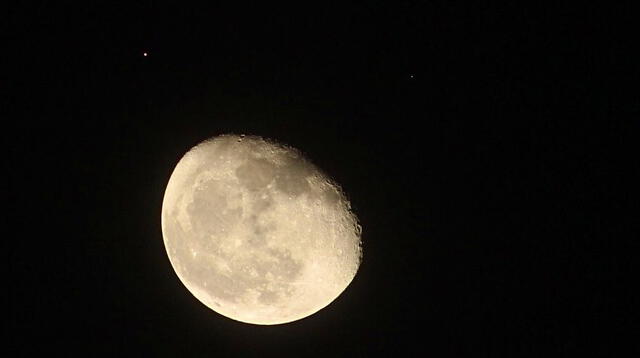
<box><xmin>161</xmin><ymin>135</ymin><xmax>362</xmax><ymax>325</ymax></box>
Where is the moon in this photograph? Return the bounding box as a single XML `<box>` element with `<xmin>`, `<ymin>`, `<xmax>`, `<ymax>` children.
<box><xmin>161</xmin><ymin>134</ymin><xmax>362</xmax><ymax>325</ymax></box>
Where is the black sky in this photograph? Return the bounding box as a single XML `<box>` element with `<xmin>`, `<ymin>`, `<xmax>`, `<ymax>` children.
<box><xmin>6</xmin><ymin>2</ymin><xmax>637</xmax><ymax>356</ymax></box>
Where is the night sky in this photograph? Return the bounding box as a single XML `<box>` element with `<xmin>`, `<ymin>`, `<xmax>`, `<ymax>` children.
<box><xmin>6</xmin><ymin>2</ymin><xmax>636</xmax><ymax>356</ymax></box>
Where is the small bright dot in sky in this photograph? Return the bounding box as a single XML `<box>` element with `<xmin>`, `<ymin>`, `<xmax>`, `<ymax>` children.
<box><xmin>410</xmin><ymin>74</ymin><xmax>414</xmax><ymax>79</ymax></box>
<box><xmin>143</xmin><ymin>52</ymin><xmax>148</xmax><ymax>57</ymax></box>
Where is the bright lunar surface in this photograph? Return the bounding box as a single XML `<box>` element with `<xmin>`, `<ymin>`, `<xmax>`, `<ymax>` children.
<box><xmin>161</xmin><ymin>135</ymin><xmax>362</xmax><ymax>325</ymax></box>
